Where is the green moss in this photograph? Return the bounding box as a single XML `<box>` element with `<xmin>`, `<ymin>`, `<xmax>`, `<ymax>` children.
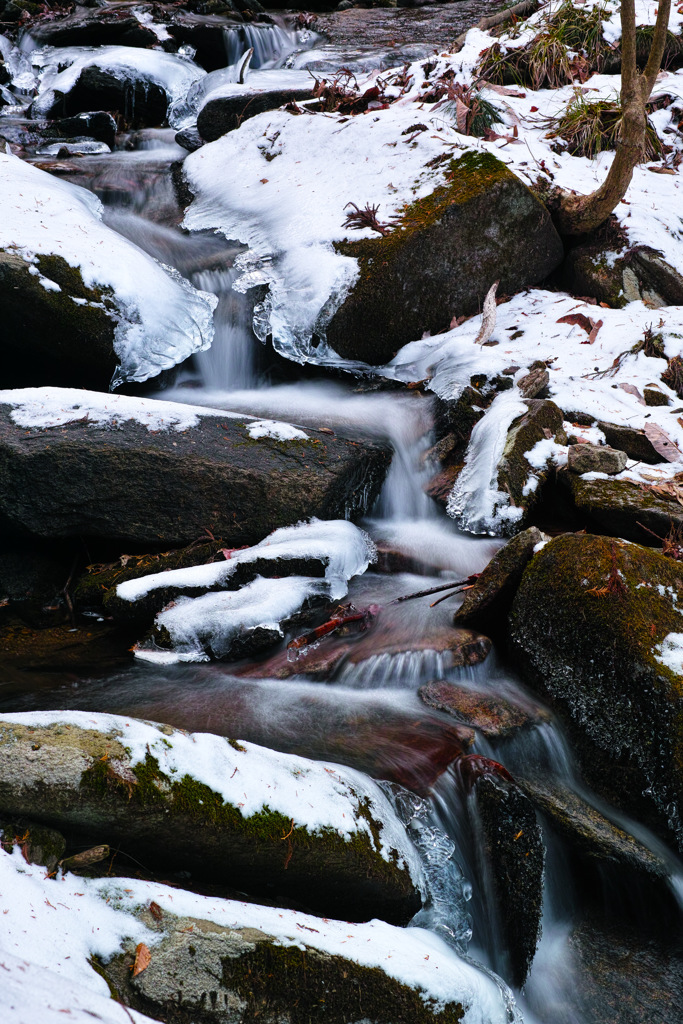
<box><xmin>226</xmin><ymin>941</ymin><xmax>466</xmax><ymax>1024</ymax></box>
<box><xmin>337</xmin><ymin>152</ymin><xmax>508</xmax><ymax>267</ymax></box>
<box><xmin>228</xmin><ymin>738</ymin><xmax>246</xmax><ymax>752</ymax></box>
<box><xmin>80</xmin><ymin>751</ymin><xmax>405</xmax><ymax>886</ymax></box>
<box><xmin>35</xmin><ymin>254</ymin><xmax>112</xmax><ymax>303</ymax></box>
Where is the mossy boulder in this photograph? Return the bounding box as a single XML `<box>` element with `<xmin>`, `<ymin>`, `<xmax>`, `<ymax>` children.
<box><xmin>564</xmin><ymin>243</ymin><xmax>683</xmax><ymax>309</ymax></box>
<box><xmin>454</xmin><ymin>526</ymin><xmax>543</xmax><ymax>637</ymax></box>
<box><xmin>0</xmin><ymin>394</ymin><xmax>390</xmax><ymax>547</ymax></box>
<box><xmin>101</xmin><ymin>910</ymin><xmax>500</xmax><ymax>1024</ymax></box>
<box><xmin>326</xmin><ymin>151</ymin><xmax>564</xmax><ymax>364</ymax></box>
<box><xmin>0</xmin><ymin>816</ymin><xmax>66</xmax><ymax>872</ymax></box>
<box><xmin>509</xmin><ymin>533</ymin><xmax>683</xmax><ymax>851</ymax></box>
<box><xmin>562</xmin><ymin>473</ymin><xmax>683</xmax><ymax>544</ymax></box>
<box><xmin>197</xmin><ymin>86</ymin><xmax>315</xmax><ymax>142</ymax></box>
<box><xmin>0</xmin><ymin>714</ymin><xmax>422</xmax><ymax>923</ymax></box>
<box><xmin>0</xmin><ymin>249</ymin><xmax>120</xmax><ymax>389</ymax></box>
<box><xmin>497</xmin><ymin>399</ymin><xmax>566</xmax><ymax>524</ymax></box>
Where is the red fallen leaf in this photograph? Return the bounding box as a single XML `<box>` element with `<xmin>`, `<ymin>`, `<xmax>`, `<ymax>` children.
<box><xmin>132</xmin><ymin>943</ymin><xmax>151</xmax><ymax>977</ymax></box>
<box><xmin>586</xmin><ymin>318</ymin><xmax>603</xmax><ymax>344</ymax></box>
<box><xmin>530</xmin><ymin>105</ymin><xmax>539</xmax><ymax>111</ymax></box>
<box><xmin>557</xmin><ymin>312</ymin><xmax>594</xmax><ymax>333</ymax></box>
<box><xmin>149</xmin><ymin>901</ymin><xmax>163</xmax><ymax>922</ymax></box>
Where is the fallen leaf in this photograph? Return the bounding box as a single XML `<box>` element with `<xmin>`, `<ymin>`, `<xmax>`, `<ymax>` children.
<box><xmin>132</xmin><ymin>943</ymin><xmax>151</xmax><ymax>977</ymax></box>
<box><xmin>557</xmin><ymin>312</ymin><xmax>594</xmax><ymax>333</ymax></box>
<box><xmin>619</xmin><ymin>382</ymin><xmax>646</xmax><ymax>404</ymax></box>
<box><xmin>149</xmin><ymin>901</ymin><xmax>163</xmax><ymax>922</ymax></box>
<box><xmin>643</xmin><ymin>422</ymin><xmax>683</xmax><ymax>462</ymax></box>
<box><xmin>648</xmin><ymin>166</ymin><xmax>676</xmax><ymax>174</ymax></box>
<box><xmin>587</xmin><ymin>318</ymin><xmax>603</xmax><ymax>344</ymax></box>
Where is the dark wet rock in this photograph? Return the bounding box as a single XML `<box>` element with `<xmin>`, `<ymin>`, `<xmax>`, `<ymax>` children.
<box><xmin>25</xmin><ymin>8</ymin><xmax>159</xmax><ymax>48</ymax></box>
<box><xmin>510</xmin><ymin>533</ymin><xmax>683</xmax><ymax>852</ymax></box>
<box><xmin>0</xmin><ymin>250</ymin><xmax>121</xmax><ymax>390</ymax></box>
<box><xmin>456</xmin><ymin>754</ymin><xmax>544</xmax><ymax>988</ymax></box>
<box><xmin>42</xmin><ymin>111</ymin><xmax>118</xmax><ymax>149</ymax></box>
<box><xmin>35</xmin><ymin>64</ymin><xmax>169</xmax><ymax>127</ymax></box>
<box><xmin>0</xmin><ymin>817</ymin><xmax>66</xmax><ymax>872</ymax></box>
<box><xmin>419</xmin><ymin>680</ymin><xmax>549</xmax><ymax>739</ymax></box>
<box><xmin>643</xmin><ymin>383</ymin><xmax>670</xmax><ymax>407</ymax></box>
<box><xmin>562</xmin><ymin>473</ymin><xmax>683</xmax><ymax>544</ymax></box>
<box><xmin>567</xmin><ymin>917</ymin><xmax>683</xmax><ymax>1024</ymax></box>
<box><xmin>454</xmin><ymin>526</ymin><xmax>542</xmax><ymax>636</ymax></box>
<box><xmin>597</xmin><ymin>420</ymin><xmax>660</xmax><ymax>464</ymax></box>
<box><xmin>197</xmin><ymin>85</ymin><xmax>315</xmax><ymax>141</ymax></box>
<box><xmin>0</xmin><ymin>717</ymin><xmax>421</xmax><ymax>924</ymax></box>
<box><xmin>497</xmin><ymin>399</ymin><xmax>566</xmax><ymax>525</ymax></box>
<box><xmin>518</xmin><ymin>777</ymin><xmax>668</xmax><ymax>880</ymax></box>
<box><xmin>102</xmin><ymin>912</ymin><xmax>477</xmax><ymax>1024</ymax></box>
<box><xmin>175</xmin><ymin>124</ymin><xmax>204</xmax><ymax>151</ymax></box>
<box><xmin>564</xmin><ymin>242</ymin><xmax>683</xmax><ymax>309</ymax></box>
<box><xmin>326</xmin><ymin>152</ymin><xmax>564</xmax><ymax>364</ymax></box>
<box><xmin>0</xmin><ymin>401</ymin><xmax>391</xmax><ymax>548</ymax></box>
<box><xmin>567</xmin><ymin>442</ymin><xmax>627</xmax><ymax>475</ymax></box>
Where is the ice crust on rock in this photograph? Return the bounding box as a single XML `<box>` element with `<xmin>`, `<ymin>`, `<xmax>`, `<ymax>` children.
<box><xmin>0</xmin><ymin>155</ymin><xmax>217</xmax><ymax>388</ymax></box>
<box><xmin>31</xmin><ymin>45</ymin><xmax>205</xmax><ymax>119</ymax></box>
<box><xmin>128</xmin><ymin>519</ymin><xmax>377</xmax><ymax>663</ymax></box>
<box><xmin>170</xmin><ymin>66</ymin><xmax>314</xmax><ymax>130</ymax></box>
<box><xmin>118</xmin><ymin>518</ymin><xmax>376</xmax><ymax>603</ymax></box>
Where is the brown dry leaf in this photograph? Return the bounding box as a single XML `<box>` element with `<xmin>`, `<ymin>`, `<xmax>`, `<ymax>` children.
<box><xmin>557</xmin><ymin>312</ymin><xmax>594</xmax><ymax>333</ymax></box>
<box><xmin>649</xmin><ymin>481</ymin><xmax>683</xmax><ymax>505</ymax></box>
<box><xmin>132</xmin><ymin>943</ymin><xmax>151</xmax><ymax>977</ymax></box>
<box><xmin>643</xmin><ymin>422</ymin><xmax>683</xmax><ymax>462</ymax></box>
<box><xmin>619</xmin><ymin>382</ymin><xmax>646</xmax><ymax>404</ymax></box>
<box><xmin>149</xmin><ymin>901</ymin><xmax>163</xmax><ymax>922</ymax></box>
<box><xmin>479</xmin><ymin>81</ymin><xmax>526</xmax><ymax>97</ymax></box>
<box><xmin>587</xmin><ymin>318</ymin><xmax>603</xmax><ymax>344</ymax></box>
<box><xmin>648</xmin><ymin>166</ymin><xmax>676</xmax><ymax>175</ymax></box>
<box><xmin>455</xmin><ymin>98</ymin><xmax>469</xmax><ymax>133</ymax></box>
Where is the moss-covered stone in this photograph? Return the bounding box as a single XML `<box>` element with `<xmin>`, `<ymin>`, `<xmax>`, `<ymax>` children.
<box><xmin>0</xmin><ymin>816</ymin><xmax>66</xmax><ymax>871</ymax></box>
<box><xmin>562</xmin><ymin>473</ymin><xmax>683</xmax><ymax>543</ymax></box>
<box><xmin>497</xmin><ymin>399</ymin><xmax>566</xmax><ymax>525</ymax></box>
<box><xmin>102</xmin><ymin>915</ymin><xmax>469</xmax><ymax>1024</ymax></box>
<box><xmin>0</xmin><ymin>719</ymin><xmax>420</xmax><ymax>923</ymax></box>
<box><xmin>563</xmin><ymin>243</ymin><xmax>683</xmax><ymax>309</ymax></box>
<box><xmin>509</xmin><ymin>533</ymin><xmax>683</xmax><ymax>852</ymax></box>
<box><xmin>0</xmin><ymin>248</ymin><xmax>119</xmax><ymax>389</ymax></box>
<box><xmin>326</xmin><ymin>151</ymin><xmax>564</xmax><ymax>364</ymax></box>
<box><xmin>454</xmin><ymin>526</ymin><xmax>543</xmax><ymax>636</ymax></box>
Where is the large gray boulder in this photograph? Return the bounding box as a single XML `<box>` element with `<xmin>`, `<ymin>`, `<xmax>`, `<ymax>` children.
<box><xmin>326</xmin><ymin>151</ymin><xmax>564</xmax><ymax>364</ymax></box>
<box><xmin>0</xmin><ymin>389</ymin><xmax>391</xmax><ymax>547</ymax></box>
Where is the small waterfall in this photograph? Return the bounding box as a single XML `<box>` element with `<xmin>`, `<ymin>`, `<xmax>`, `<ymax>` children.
<box><xmin>192</xmin><ymin>267</ymin><xmax>260</xmax><ymax>390</ymax></box>
<box><xmin>222</xmin><ymin>23</ymin><xmax>302</xmax><ymax>69</ymax></box>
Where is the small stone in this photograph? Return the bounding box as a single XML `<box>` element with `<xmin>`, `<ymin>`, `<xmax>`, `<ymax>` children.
<box><xmin>567</xmin><ymin>443</ymin><xmax>628</xmax><ymax>475</ymax></box>
<box><xmin>643</xmin><ymin>385</ymin><xmax>670</xmax><ymax>407</ymax></box>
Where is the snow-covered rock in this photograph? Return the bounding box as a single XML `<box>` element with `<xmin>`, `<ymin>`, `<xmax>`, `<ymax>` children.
<box><xmin>0</xmin><ymin>710</ymin><xmax>424</xmax><ymax>922</ymax></box>
<box><xmin>0</xmin><ymin>154</ymin><xmax>216</xmax><ymax>389</ymax></box>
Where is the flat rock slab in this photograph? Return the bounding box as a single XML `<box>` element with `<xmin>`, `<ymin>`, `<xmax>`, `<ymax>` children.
<box><xmin>0</xmin><ymin>389</ymin><xmax>391</xmax><ymax>547</ymax></box>
<box><xmin>419</xmin><ymin>680</ymin><xmax>549</xmax><ymax>739</ymax></box>
<box><xmin>563</xmin><ymin>473</ymin><xmax>683</xmax><ymax>544</ymax></box>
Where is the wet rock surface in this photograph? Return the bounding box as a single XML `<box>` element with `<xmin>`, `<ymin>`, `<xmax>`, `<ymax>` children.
<box><xmin>510</xmin><ymin>532</ymin><xmax>683</xmax><ymax>852</ymax></box>
<box><xmin>562</xmin><ymin>473</ymin><xmax>683</xmax><ymax>543</ymax></box>
<box><xmin>419</xmin><ymin>680</ymin><xmax>549</xmax><ymax>739</ymax></box>
<box><xmin>457</xmin><ymin>755</ymin><xmax>545</xmax><ymax>989</ymax></box>
<box><xmin>0</xmin><ymin>403</ymin><xmax>391</xmax><ymax>547</ymax></box>
<box><xmin>497</xmin><ymin>399</ymin><xmax>566</xmax><ymax>524</ymax></box>
<box><xmin>326</xmin><ymin>152</ymin><xmax>564</xmax><ymax>364</ymax></box>
<box><xmin>454</xmin><ymin>526</ymin><xmax>543</xmax><ymax>636</ymax></box>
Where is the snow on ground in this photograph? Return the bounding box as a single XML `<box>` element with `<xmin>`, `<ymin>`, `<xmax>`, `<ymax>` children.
<box><xmin>0</xmin><ymin>155</ymin><xmax>217</xmax><ymax>388</ymax></box>
<box><xmin>30</xmin><ymin>45</ymin><xmax>205</xmax><ymax>118</ymax></box>
<box><xmin>117</xmin><ymin>518</ymin><xmax>376</xmax><ymax>602</ymax></box>
<box><xmin>0</xmin><ymin>843</ymin><xmax>509</xmax><ymax>1024</ymax></box>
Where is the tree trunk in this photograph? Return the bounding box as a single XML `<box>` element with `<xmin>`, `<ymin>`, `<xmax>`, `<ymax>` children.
<box><xmin>554</xmin><ymin>0</ymin><xmax>671</xmax><ymax>238</ymax></box>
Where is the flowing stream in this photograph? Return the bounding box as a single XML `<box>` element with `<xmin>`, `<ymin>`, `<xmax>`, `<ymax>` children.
<box><xmin>3</xmin><ymin>11</ymin><xmax>683</xmax><ymax>1023</ymax></box>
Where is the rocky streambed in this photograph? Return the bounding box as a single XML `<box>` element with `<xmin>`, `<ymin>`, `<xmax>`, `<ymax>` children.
<box><xmin>2</xmin><ymin>0</ymin><xmax>683</xmax><ymax>1020</ymax></box>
